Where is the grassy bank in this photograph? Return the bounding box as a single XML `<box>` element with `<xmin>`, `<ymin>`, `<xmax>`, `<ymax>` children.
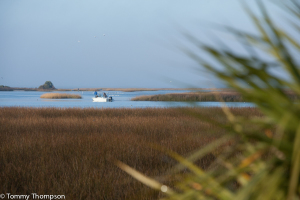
<box><xmin>40</xmin><ymin>93</ymin><xmax>82</xmax><ymax>99</ymax></box>
<box><xmin>0</xmin><ymin>107</ymin><xmax>262</xmax><ymax>200</ymax></box>
<box><xmin>132</xmin><ymin>91</ymin><xmax>300</xmax><ymax>102</ymax></box>
<box><xmin>132</xmin><ymin>92</ymin><xmax>245</xmax><ymax>102</ymax></box>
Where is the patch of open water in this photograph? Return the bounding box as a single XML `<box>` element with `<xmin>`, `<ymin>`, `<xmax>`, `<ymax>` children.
<box><xmin>0</xmin><ymin>90</ymin><xmax>254</xmax><ymax>108</ymax></box>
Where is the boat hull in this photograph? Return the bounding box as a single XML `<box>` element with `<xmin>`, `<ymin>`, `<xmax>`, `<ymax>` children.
<box><xmin>93</xmin><ymin>97</ymin><xmax>113</xmax><ymax>102</ymax></box>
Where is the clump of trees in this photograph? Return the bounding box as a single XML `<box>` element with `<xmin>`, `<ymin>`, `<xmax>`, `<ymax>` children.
<box><xmin>0</xmin><ymin>85</ymin><xmax>13</xmax><ymax>91</ymax></box>
<box><xmin>38</xmin><ymin>81</ymin><xmax>56</xmax><ymax>90</ymax></box>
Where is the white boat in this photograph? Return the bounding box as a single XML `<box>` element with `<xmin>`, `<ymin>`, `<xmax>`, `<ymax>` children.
<box><xmin>93</xmin><ymin>96</ymin><xmax>113</xmax><ymax>102</ymax></box>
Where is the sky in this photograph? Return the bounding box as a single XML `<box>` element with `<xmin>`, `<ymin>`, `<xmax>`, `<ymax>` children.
<box><xmin>0</xmin><ymin>0</ymin><xmax>285</xmax><ymax>89</ymax></box>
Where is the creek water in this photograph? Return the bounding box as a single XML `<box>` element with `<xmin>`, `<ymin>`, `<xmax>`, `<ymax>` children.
<box><xmin>0</xmin><ymin>90</ymin><xmax>254</xmax><ymax>108</ymax></box>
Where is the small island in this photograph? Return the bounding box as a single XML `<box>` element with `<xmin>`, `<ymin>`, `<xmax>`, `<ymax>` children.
<box><xmin>40</xmin><ymin>93</ymin><xmax>82</xmax><ymax>99</ymax></box>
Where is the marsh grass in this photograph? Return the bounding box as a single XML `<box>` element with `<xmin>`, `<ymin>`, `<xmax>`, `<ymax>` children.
<box><xmin>0</xmin><ymin>107</ymin><xmax>261</xmax><ymax>200</ymax></box>
<box><xmin>132</xmin><ymin>92</ymin><xmax>245</xmax><ymax>102</ymax></box>
<box><xmin>132</xmin><ymin>91</ymin><xmax>299</xmax><ymax>102</ymax></box>
<box><xmin>40</xmin><ymin>93</ymin><xmax>82</xmax><ymax>99</ymax></box>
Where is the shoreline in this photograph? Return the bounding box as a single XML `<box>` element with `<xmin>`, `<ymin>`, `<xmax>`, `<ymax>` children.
<box><xmin>131</xmin><ymin>91</ymin><xmax>245</xmax><ymax>102</ymax></box>
<box><xmin>131</xmin><ymin>91</ymin><xmax>300</xmax><ymax>102</ymax></box>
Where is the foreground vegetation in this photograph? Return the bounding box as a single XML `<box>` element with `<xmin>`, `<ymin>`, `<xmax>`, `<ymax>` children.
<box><xmin>40</xmin><ymin>93</ymin><xmax>82</xmax><ymax>99</ymax></box>
<box><xmin>118</xmin><ymin>1</ymin><xmax>300</xmax><ymax>200</ymax></box>
<box><xmin>0</xmin><ymin>107</ymin><xmax>261</xmax><ymax>200</ymax></box>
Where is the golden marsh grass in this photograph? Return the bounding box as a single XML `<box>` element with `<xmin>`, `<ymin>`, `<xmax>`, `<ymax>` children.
<box><xmin>40</xmin><ymin>93</ymin><xmax>82</xmax><ymax>99</ymax></box>
<box><xmin>132</xmin><ymin>91</ymin><xmax>299</xmax><ymax>102</ymax></box>
<box><xmin>0</xmin><ymin>107</ymin><xmax>262</xmax><ymax>199</ymax></box>
<box><xmin>132</xmin><ymin>92</ymin><xmax>244</xmax><ymax>102</ymax></box>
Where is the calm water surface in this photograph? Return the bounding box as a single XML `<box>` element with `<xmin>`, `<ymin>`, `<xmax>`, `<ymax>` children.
<box><xmin>0</xmin><ymin>90</ymin><xmax>254</xmax><ymax>108</ymax></box>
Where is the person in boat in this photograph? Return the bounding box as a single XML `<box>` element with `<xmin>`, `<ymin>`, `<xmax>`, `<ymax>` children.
<box><xmin>103</xmin><ymin>92</ymin><xmax>107</xmax><ymax>98</ymax></box>
<box><xmin>94</xmin><ymin>91</ymin><xmax>98</xmax><ymax>98</ymax></box>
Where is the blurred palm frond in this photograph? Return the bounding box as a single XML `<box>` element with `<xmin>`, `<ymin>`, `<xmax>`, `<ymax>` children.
<box><xmin>118</xmin><ymin>1</ymin><xmax>300</xmax><ymax>199</ymax></box>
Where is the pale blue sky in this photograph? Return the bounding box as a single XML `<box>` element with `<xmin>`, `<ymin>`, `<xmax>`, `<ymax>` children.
<box><xmin>0</xmin><ymin>0</ymin><xmax>282</xmax><ymax>88</ymax></box>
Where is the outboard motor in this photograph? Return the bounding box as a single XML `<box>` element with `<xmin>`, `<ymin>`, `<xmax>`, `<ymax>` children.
<box><xmin>108</xmin><ymin>96</ymin><xmax>113</xmax><ymax>102</ymax></box>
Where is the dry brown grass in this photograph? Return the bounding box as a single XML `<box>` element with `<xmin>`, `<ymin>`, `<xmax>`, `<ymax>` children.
<box><xmin>131</xmin><ymin>92</ymin><xmax>244</xmax><ymax>102</ymax></box>
<box><xmin>0</xmin><ymin>107</ymin><xmax>262</xmax><ymax>199</ymax></box>
<box><xmin>132</xmin><ymin>91</ymin><xmax>300</xmax><ymax>102</ymax></box>
<box><xmin>40</xmin><ymin>93</ymin><xmax>82</xmax><ymax>99</ymax></box>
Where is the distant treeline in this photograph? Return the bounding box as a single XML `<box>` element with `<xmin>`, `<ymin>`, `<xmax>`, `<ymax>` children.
<box><xmin>0</xmin><ymin>87</ymin><xmax>56</xmax><ymax>91</ymax></box>
<box><xmin>0</xmin><ymin>86</ymin><xmax>217</xmax><ymax>92</ymax></box>
<box><xmin>132</xmin><ymin>91</ymin><xmax>300</xmax><ymax>102</ymax></box>
<box><xmin>0</xmin><ymin>85</ymin><xmax>13</xmax><ymax>91</ymax></box>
